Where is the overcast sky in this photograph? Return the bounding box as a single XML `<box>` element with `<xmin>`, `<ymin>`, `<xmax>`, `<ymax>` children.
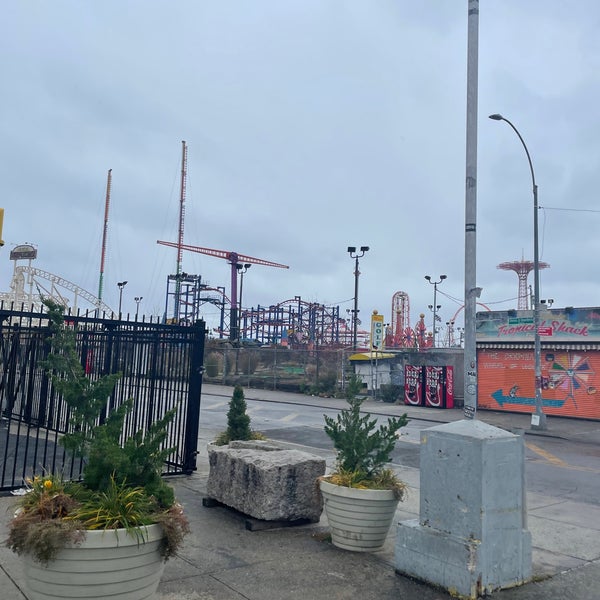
<box><xmin>2</xmin><ymin>2</ymin><xmax>599</xmax><ymax>337</ymax></box>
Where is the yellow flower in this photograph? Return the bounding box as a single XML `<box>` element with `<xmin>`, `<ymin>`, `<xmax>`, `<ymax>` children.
<box><xmin>43</xmin><ymin>479</ymin><xmax>53</xmax><ymax>490</ymax></box>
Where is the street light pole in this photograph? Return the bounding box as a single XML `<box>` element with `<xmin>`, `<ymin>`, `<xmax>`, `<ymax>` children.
<box><xmin>347</xmin><ymin>246</ymin><xmax>369</xmax><ymax>351</ymax></box>
<box><xmin>425</xmin><ymin>275</ymin><xmax>447</xmax><ymax>347</ymax></box>
<box><xmin>134</xmin><ymin>296</ymin><xmax>143</xmax><ymax>319</ymax></box>
<box><xmin>236</xmin><ymin>263</ymin><xmax>251</xmax><ymax>339</ymax></box>
<box><xmin>117</xmin><ymin>281</ymin><xmax>128</xmax><ymax>318</ymax></box>
<box><xmin>489</xmin><ymin>113</ymin><xmax>546</xmax><ymax>430</ymax></box>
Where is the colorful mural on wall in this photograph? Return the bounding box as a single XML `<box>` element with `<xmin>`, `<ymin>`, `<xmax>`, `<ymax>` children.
<box><xmin>478</xmin><ymin>348</ymin><xmax>600</xmax><ymax>420</ymax></box>
<box><xmin>477</xmin><ymin>307</ymin><xmax>600</xmax><ymax>343</ymax></box>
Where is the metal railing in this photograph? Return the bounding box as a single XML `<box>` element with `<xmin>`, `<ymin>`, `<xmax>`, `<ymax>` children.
<box><xmin>0</xmin><ymin>305</ymin><xmax>205</xmax><ymax>492</ymax></box>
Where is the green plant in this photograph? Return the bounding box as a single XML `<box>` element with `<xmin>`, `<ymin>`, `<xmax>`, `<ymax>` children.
<box><xmin>325</xmin><ymin>467</ymin><xmax>407</xmax><ymax>500</ymax></box>
<box><xmin>5</xmin><ymin>475</ymin><xmax>85</xmax><ymax>564</ymax></box>
<box><xmin>323</xmin><ymin>381</ymin><xmax>409</xmax><ymax>492</ymax></box>
<box><xmin>379</xmin><ymin>383</ymin><xmax>402</xmax><ymax>403</ymax></box>
<box><xmin>204</xmin><ymin>352</ymin><xmax>221</xmax><ymax>377</ymax></box>
<box><xmin>6</xmin><ymin>299</ymin><xmax>189</xmax><ymax>564</ymax></box>
<box><xmin>214</xmin><ymin>385</ymin><xmax>265</xmax><ymax>445</ymax></box>
<box><xmin>344</xmin><ymin>372</ymin><xmax>365</xmax><ymax>400</ymax></box>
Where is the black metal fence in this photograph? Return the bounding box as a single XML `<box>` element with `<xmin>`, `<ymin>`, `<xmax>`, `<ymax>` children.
<box><xmin>0</xmin><ymin>306</ymin><xmax>205</xmax><ymax>493</ymax></box>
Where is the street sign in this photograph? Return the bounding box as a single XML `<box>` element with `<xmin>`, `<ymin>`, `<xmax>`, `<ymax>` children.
<box><xmin>538</xmin><ymin>326</ymin><xmax>553</xmax><ymax>336</ymax></box>
<box><xmin>508</xmin><ymin>317</ymin><xmax>534</xmax><ymax>325</ymax></box>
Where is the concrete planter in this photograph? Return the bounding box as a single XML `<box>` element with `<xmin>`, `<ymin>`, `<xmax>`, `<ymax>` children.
<box><xmin>319</xmin><ymin>479</ymin><xmax>399</xmax><ymax>552</ymax></box>
<box><xmin>23</xmin><ymin>523</ymin><xmax>166</xmax><ymax>600</ymax></box>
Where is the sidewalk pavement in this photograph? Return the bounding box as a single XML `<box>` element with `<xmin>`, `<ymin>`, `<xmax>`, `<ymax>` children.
<box><xmin>1</xmin><ymin>384</ymin><xmax>599</xmax><ymax>599</ymax></box>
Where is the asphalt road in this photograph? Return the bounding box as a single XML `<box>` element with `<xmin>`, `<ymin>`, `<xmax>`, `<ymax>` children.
<box><xmin>199</xmin><ymin>392</ymin><xmax>600</xmax><ymax>506</ymax></box>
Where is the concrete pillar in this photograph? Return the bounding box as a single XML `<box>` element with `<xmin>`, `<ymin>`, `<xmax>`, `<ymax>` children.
<box><xmin>395</xmin><ymin>419</ymin><xmax>531</xmax><ymax>599</ymax></box>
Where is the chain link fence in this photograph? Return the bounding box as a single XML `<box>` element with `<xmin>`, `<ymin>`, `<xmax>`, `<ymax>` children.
<box><xmin>203</xmin><ymin>344</ymin><xmax>356</xmax><ymax>396</ymax></box>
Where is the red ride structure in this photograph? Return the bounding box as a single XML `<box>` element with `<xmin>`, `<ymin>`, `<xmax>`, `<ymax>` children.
<box><xmin>498</xmin><ymin>258</ymin><xmax>549</xmax><ymax>310</ymax></box>
<box><xmin>387</xmin><ymin>291</ymin><xmax>411</xmax><ymax>348</ymax></box>
<box><xmin>157</xmin><ymin>240</ymin><xmax>288</xmax><ymax>340</ymax></box>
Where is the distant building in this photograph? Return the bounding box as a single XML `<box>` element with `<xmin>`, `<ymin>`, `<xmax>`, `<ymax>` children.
<box><xmin>477</xmin><ymin>306</ymin><xmax>600</xmax><ymax>420</ymax></box>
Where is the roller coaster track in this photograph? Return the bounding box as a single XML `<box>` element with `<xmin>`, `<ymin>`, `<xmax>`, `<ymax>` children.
<box><xmin>1</xmin><ymin>266</ymin><xmax>114</xmax><ymax>314</ymax></box>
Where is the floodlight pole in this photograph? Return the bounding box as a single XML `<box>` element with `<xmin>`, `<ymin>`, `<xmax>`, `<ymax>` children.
<box><xmin>347</xmin><ymin>246</ymin><xmax>369</xmax><ymax>351</ymax></box>
<box><xmin>117</xmin><ymin>281</ymin><xmax>128</xmax><ymax>318</ymax></box>
<box><xmin>425</xmin><ymin>275</ymin><xmax>447</xmax><ymax>347</ymax></box>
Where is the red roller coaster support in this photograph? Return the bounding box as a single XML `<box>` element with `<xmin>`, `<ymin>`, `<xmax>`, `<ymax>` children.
<box><xmin>157</xmin><ymin>240</ymin><xmax>288</xmax><ymax>340</ymax></box>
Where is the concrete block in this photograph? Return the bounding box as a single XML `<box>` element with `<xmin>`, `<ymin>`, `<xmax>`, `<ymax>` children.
<box><xmin>396</xmin><ymin>519</ymin><xmax>531</xmax><ymax>599</ymax></box>
<box><xmin>395</xmin><ymin>420</ymin><xmax>531</xmax><ymax>598</ymax></box>
<box><xmin>419</xmin><ymin>420</ymin><xmax>525</xmax><ymax>539</ymax></box>
<box><xmin>206</xmin><ymin>442</ymin><xmax>325</xmax><ymax>522</ymax></box>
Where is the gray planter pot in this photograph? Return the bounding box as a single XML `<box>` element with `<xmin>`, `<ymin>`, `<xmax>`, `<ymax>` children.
<box><xmin>23</xmin><ymin>523</ymin><xmax>166</xmax><ymax>599</ymax></box>
<box><xmin>319</xmin><ymin>479</ymin><xmax>399</xmax><ymax>552</ymax></box>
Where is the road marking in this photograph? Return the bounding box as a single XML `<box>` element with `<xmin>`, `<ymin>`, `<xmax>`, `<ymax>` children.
<box><xmin>526</xmin><ymin>442</ymin><xmax>569</xmax><ymax>467</ymax></box>
<box><xmin>396</xmin><ymin>433</ymin><xmax>420</xmax><ymax>445</ymax></box>
<box><xmin>202</xmin><ymin>401</ymin><xmax>228</xmax><ymax>410</ymax></box>
<box><xmin>526</xmin><ymin>442</ymin><xmax>600</xmax><ymax>473</ymax></box>
<box><xmin>280</xmin><ymin>412</ymin><xmax>300</xmax><ymax>423</ymax></box>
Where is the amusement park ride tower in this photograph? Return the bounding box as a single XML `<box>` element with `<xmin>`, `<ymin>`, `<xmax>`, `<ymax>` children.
<box><xmin>497</xmin><ymin>258</ymin><xmax>549</xmax><ymax>309</ymax></box>
<box><xmin>157</xmin><ymin>142</ymin><xmax>289</xmax><ymax>338</ymax></box>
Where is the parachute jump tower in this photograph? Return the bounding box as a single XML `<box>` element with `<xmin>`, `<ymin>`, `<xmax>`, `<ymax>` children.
<box><xmin>497</xmin><ymin>258</ymin><xmax>549</xmax><ymax>310</ymax></box>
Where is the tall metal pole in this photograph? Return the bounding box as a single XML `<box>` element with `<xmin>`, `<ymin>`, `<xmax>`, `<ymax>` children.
<box><xmin>98</xmin><ymin>169</ymin><xmax>112</xmax><ymax>308</ymax></box>
<box><xmin>425</xmin><ymin>275</ymin><xmax>447</xmax><ymax>347</ymax></box>
<box><xmin>237</xmin><ymin>264</ymin><xmax>251</xmax><ymax>339</ymax></box>
<box><xmin>353</xmin><ymin>255</ymin><xmax>359</xmax><ymax>350</ymax></box>
<box><xmin>117</xmin><ymin>280</ymin><xmax>127</xmax><ymax>317</ymax></box>
<box><xmin>463</xmin><ymin>0</ymin><xmax>480</xmax><ymax>419</ymax></box>
<box><xmin>229</xmin><ymin>253</ymin><xmax>239</xmax><ymax>342</ymax></box>
<box><xmin>347</xmin><ymin>246</ymin><xmax>369</xmax><ymax>351</ymax></box>
<box><xmin>489</xmin><ymin>113</ymin><xmax>546</xmax><ymax>430</ymax></box>
<box><xmin>433</xmin><ymin>284</ymin><xmax>438</xmax><ymax>345</ymax></box>
<box><xmin>175</xmin><ymin>141</ymin><xmax>187</xmax><ymax>322</ymax></box>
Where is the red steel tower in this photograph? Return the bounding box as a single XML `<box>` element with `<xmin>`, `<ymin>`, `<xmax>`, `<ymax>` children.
<box><xmin>388</xmin><ymin>291</ymin><xmax>410</xmax><ymax>347</ymax></box>
<box><xmin>497</xmin><ymin>258</ymin><xmax>549</xmax><ymax>310</ymax></box>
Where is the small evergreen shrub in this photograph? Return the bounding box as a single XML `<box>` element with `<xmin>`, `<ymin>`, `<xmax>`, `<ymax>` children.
<box><xmin>344</xmin><ymin>372</ymin><xmax>365</xmax><ymax>401</ymax></box>
<box><xmin>324</xmin><ymin>395</ymin><xmax>408</xmax><ymax>477</ymax></box>
<box><xmin>204</xmin><ymin>352</ymin><xmax>222</xmax><ymax>377</ymax></box>
<box><xmin>214</xmin><ymin>385</ymin><xmax>265</xmax><ymax>445</ymax></box>
<box><xmin>323</xmin><ymin>373</ymin><xmax>408</xmax><ymax>495</ymax></box>
<box><xmin>379</xmin><ymin>383</ymin><xmax>402</xmax><ymax>403</ymax></box>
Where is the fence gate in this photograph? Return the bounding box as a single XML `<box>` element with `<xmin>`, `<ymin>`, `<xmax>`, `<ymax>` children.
<box><xmin>0</xmin><ymin>306</ymin><xmax>205</xmax><ymax>493</ymax></box>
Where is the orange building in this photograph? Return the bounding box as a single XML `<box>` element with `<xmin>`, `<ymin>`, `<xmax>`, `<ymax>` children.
<box><xmin>477</xmin><ymin>307</ymin><xmax>600</xmax><ymax>420</ymax></box>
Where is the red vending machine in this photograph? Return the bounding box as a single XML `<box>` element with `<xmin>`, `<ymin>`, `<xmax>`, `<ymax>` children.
<box><xmin>404</xmin><ymin>365</ymin><xmax>424</xmax><ymax>406</ymax></box>
<box><xmin>424</xmin><ymin>366</ymin><xmax>454</xmax><ymax>408</ymax></box>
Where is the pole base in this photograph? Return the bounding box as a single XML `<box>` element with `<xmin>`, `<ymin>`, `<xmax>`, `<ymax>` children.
<box><xmin>530</xmin><ymin>411</ymin><xmax>547</xmax><ymax>430</ymax></box>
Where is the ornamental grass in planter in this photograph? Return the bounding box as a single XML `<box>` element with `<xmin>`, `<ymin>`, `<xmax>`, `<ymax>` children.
<box><xmin>319</xmin><ymin>374</ymin><xmax>409</xmax><ymax>551</ymax></box>
<box><xmin>5</xmin><ymin>300</ymin><xmax>189</xmax><ymax>599</ymax></box>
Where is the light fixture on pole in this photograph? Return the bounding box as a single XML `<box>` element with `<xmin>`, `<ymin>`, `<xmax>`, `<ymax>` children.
<box><xmin>424</xmin><ymin>275</ymin><xmax>447</xmax><ymax>347</ymax></box>
<box><xmin>117</xmin><ymin>281</ymin><xmax>128</xmax><ymax>317</ymax></box>
<box><xmin>134</xmin><ymin>296</ymin><xmax>143</xmax><ymax>319</ymax></box>
<box><xmin>489</xmin><ymin>113</ymin><xmax>546</xmax><ymax>430</ymax></box>
<box><xmin>347</xmin><ymin>246</ymin><xmax>369</xmax><ymax>351</ymax></box>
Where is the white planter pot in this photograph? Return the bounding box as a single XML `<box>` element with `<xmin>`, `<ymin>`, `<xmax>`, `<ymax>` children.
<box><xmin>319</xmin><ymin>479</ymin><xmax>399</xmax><ymax>552</ymax></box>
<box><xmin>23</xmin><ymin>523</ymin><xmax>166</xmax><ymax>600</ymax></box>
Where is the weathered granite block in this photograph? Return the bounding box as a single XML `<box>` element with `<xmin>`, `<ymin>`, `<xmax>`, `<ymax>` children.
<box><xmin>206</xmin><ymin>441</ymin><xmax>326</xmax><ymax>522</ymax></box>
